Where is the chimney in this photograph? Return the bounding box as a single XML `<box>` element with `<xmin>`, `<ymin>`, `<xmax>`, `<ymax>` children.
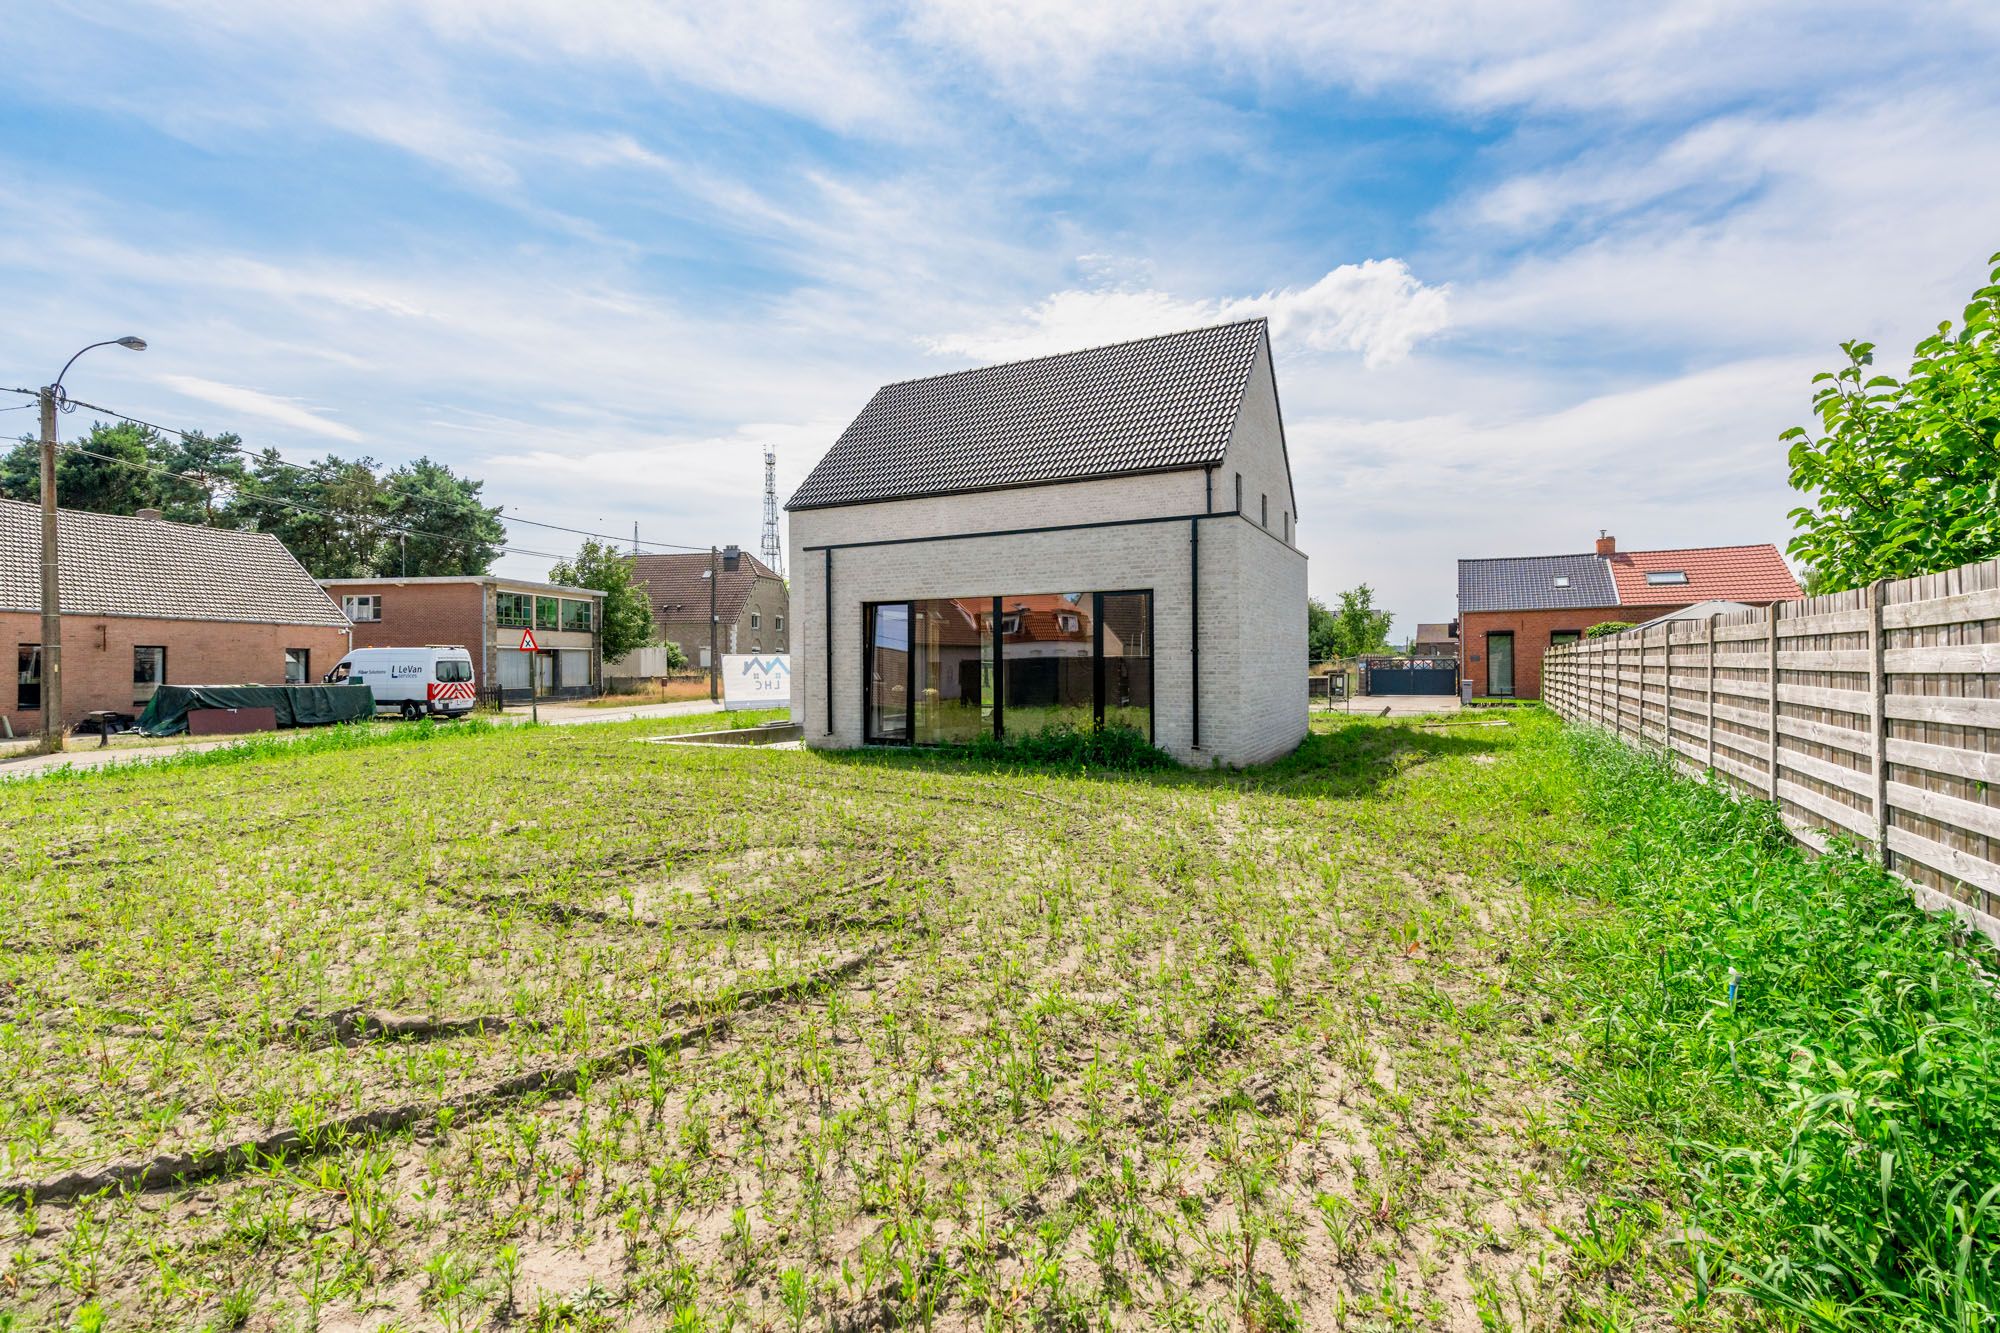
<box><xmin>722</xmin><ymin>544</ymin><xmax>741</xmax><ymax>572</ymax></box>
<box><xmin>135</xmin><ymin>508</ymin><xmax>163</xmax><ymax>521</ymax></box>
<box><xmin>1595</xmin><ymin>530</ymin><xmax>1616</xmax><ymax>556</ymax></box>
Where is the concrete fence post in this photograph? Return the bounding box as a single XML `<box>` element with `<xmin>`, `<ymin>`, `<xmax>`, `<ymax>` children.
<box><xmin>1867</xmin><ymin>579</ymin><xmax>1890</xmax><ymax>867</ymax></box>
<box><xmin>1704</xmin><ymin>612</ymin><xmax>1718</xmax><ymax>774</ymax></box>
<box><xmin>1765</xmin><ymin>603</ymin><xmax>1780</xmax><ymax>800</ymax></box>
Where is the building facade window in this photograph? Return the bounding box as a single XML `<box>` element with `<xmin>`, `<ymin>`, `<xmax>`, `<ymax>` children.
<box><xmin>864</xmin><ymin>591</ymin><xmax>1152</xmax><ymax>745</ymax></box>
<box><xmin>750</xmin><ymin>611</ymin><xmax>762</xmax><ymax>630</ymax></box>
<box><xmin>342</xmin><ymin>594</ymin><xmax>380</xmax><ymax>622</ymax></box>
<box><xmin>775</xmin><ymin>614</ymin><xmax>785</xmax><ymax>633</ymax></box>
<box><xmin>1260</xmin><ymin>494</ymin><xmax>1269</xmax><ymax>528</ymax></box>
<box><xmin>1549</xmin><ymin>630</ymin><xmax>1581</xmax><ymax>648</ymax></box>
<box><xmin>133</xmin><ymin>646</ymin><xmax>166</xmax><ymax>703</ymax></box>
<box><xmin>284</xmin><ymin>648</ymin><xmax>311</xmax><ymax>684</ymax></box>
<box><xmin>560</xmin><ymin>598</ymin><xmax>593</xmax><ymax>632</ymax></box>
<box><xmin>17</xmin><ymin>645</ymin><xmax>41</xmax><ymax>711</ymax></box>
<box><xmin>1234</xmin><ymin>473</ymin><xmax>1243</xmax><ymax>512</ymax></box>
<box><xmin>496</xmin><ymin>592</ymin><xmax>531</xmax><ymax>628</ymax></box>
<box><xmin>535</xmin><ymin>596</ymin><xmax>560</xmax><ymax>630</ymax></box>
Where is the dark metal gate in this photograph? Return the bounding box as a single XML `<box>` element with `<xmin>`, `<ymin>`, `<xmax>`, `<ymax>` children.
<box><xmin>1365</xmin><ymin>664</ymin><xmax>1459</xmax><ymax>695</ymax></box>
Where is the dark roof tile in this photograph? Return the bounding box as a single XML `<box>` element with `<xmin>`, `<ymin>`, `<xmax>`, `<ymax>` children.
<box><xmin>786</xmin><ymin>320</ymin><xmax>1265</xmax><ymax>510</ymax></box>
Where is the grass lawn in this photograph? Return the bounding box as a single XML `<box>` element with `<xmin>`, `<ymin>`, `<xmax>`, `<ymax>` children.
<box><xmin>2</xmin><ymin>707</ymin><xmax>1990</xmax><ymax>1330</ymax></box>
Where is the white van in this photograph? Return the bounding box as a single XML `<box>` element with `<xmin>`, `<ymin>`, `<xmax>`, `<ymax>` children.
<box><xmin>325</xmin><ymin>646</ymin><xmax>477</xmax><ymax>720</ymax></box>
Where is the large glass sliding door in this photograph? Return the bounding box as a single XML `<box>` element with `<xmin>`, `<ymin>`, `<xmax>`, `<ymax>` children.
<box><xmin>1485</xmin><ymin>632</ymin><xmax>1515</xmax><ymax>697</ymax></box>
<box><xmin>864</xmin><ymin>591</ymin><xmax>1153</xmax><ymax>745</ymax></box>
<box><xmin>913</xmin><ymin>598</ymin><xmax>993</xmax><ymax>743</ymax></box>
<box><xmin>1001</xmin><ymin>593</ymin><xmax>1095</xmax><ymax>734</ymax></box>
<box><xmin>1099</xmin><ymin>592</ymin><xmax>1152</xmax><ymax>736</ymax></box>
<box><xmin>864</xmin><ymin>603</ymin><xmax>910</xmax><ymax>742</ymax></box>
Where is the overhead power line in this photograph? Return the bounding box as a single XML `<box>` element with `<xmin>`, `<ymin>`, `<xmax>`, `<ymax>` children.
<box><xmin>5</xmin><ymin>384</ymin><xmax>714</xmax><ymax>557</ymax></box>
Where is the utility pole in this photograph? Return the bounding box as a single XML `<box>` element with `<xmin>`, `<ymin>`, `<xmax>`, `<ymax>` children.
<box><xmin>37</xmin><ymin>388</ymin><xmax>61</xmax><ymax>753</ymax></box>
<box><xmin>709</xmin><ymin>545</ymin><xmax>720</xmax><ymax>703</ymax></box>
<box><xmin>35</xmin><ymin>336</ymin><xmax>146</xmax><ymax>753</ymax></box>
<box><xmin>632</xmin><ymin>522</ymin><xmax>639</xmax><ymax>558</ymax></box>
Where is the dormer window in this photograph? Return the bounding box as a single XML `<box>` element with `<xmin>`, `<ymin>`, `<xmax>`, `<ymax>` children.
<box><xmin>1057</xmin><ymin>613</ymin><xmax>1080</xmax><ymax>633</ymax></box>
<box><xmin>1645</xmin><ymin>570</ymin><xmax>1689</xmax><ymax>585</ymax></box>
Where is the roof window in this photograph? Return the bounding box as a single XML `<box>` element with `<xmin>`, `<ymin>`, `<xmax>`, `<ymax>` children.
<box><xmin>1553</xmin><ymin>576</ymin><xmax>1570</xmax><ymax>588</ymax></box>
<box><xmin>1645</xmin><ymin>570</ymin><xmax>1689</xmax><ymax>585</ymax></box>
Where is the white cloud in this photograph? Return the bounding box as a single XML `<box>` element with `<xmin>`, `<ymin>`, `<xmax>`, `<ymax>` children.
<box><xmin>155</xmin><ymin>375</ymin><xmax>364</xmax><ymax>443</ymax></box>
<box><xmin>926</xmin><ymin>260</ymin><xmax>1450</xmax><ymax>367</ymax></box>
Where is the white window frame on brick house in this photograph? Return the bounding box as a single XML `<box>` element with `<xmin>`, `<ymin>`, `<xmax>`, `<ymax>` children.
<box><xmin>342</xmin><ymin>594</ymin><xmax>381</xmax><ymax>622</ymax></box>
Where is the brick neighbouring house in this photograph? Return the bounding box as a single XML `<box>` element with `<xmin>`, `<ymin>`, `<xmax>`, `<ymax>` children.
<box><xmin>0</xmin><ymin>498</ymin><xmax>351</xmax><ymax>736</ymax></box>
<box><xmin>316</xmin><ymin>575</ymin><xmax>605</xmax><ymax>701</ymax></box>
<box><xmin>786</xmin><ymin>318</ymin><xmax>1307</xmax><ymax>767</ymax></box>
<box><xmin>1458</xmin><ymin>532</ymin><xmax>1801</xmax><ymax>701</ymax></box>
<box><xmin>628</xmin><ymin>549</ymin><xmax>789</xmax><ymax>668</ymax></box>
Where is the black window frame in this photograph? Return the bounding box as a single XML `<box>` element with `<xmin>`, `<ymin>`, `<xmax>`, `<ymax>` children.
<box><xmin>1260</xmin><ymin>493</ymin><xmax>1268</xmax><ymax>528</ymax></box>
<box><xmin>17</xmin><ymin>644</ymin><xmax>41</xmax><ymax>712</ymax></box>
<box><xmin>284</xmin><ymin>647</ymin><xmax>310</xmax><ymax>684</ymax></box>
<box><xmin>132</xmin><ymin>645</ymin><xmax>167</xmax><ymax>699</ymax></box>
<box><xmin>861</xmin><ymin>589</ymin><xmax>1153</xmax><ymax>746</ymax></box>
<box><xmin>1485</xmin><ymin>630</ymin><xmax>1516</xmax><ymax>697</ymax></box>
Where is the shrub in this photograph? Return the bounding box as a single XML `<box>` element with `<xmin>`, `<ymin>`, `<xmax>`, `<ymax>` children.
<box><xmin>957</xmin><ymin>723</ymin><xmax>1177</xmax><ymax>772</ymax></box>
<box><xmin>1584</xmin><ymin>621</ymin><xmax>1635</xmax><ymax>638</ymax></box>
<box><xmin>1538</xmin><ymin>728</ymin><xmax>2000</xmax><ymax>1327</ymax></box>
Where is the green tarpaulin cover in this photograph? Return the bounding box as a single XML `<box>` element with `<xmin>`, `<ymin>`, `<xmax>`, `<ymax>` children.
<box><xmin>136</xmin><ymin>684</ymin><xmax>377</xmax><ymax>737</ymax></box>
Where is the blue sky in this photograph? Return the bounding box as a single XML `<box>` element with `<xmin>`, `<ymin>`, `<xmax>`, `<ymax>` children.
<box><xmin>4</xmin><ymin>2</ymin><xmax>1998</xmax><ymax>629</ymax></box>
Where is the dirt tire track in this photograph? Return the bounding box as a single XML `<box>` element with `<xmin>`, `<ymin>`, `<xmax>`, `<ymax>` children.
<box><xmin>1</xmin><ymin>946</ymin><xmax>885</xmax><ymax>1207</ymax></box>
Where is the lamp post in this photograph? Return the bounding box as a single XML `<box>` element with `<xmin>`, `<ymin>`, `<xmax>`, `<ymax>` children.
<box><xmin>38</xmin><ymin>337</ymin><xmax>147</xmax><ymax>752</ymax></box>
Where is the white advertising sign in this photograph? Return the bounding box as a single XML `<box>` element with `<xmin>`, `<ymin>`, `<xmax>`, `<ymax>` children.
<box><xmin>722</xmin><ymin>654</ymin><xmax>791</xmax><ymax>712</ymax></box>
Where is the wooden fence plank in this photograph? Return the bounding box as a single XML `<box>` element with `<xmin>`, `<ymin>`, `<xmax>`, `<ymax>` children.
<box><xmin>1884</xmin><ymin>644</ymin><xmax>2000</xmax><ymax>674</ymax></box>
<box><xmin>1885</xmin><ymin>738</ymin><xmax>2000</xmax><ymax>785</ymax></box>
<box><xmin>1881</xmin><ymin>584</ymin><xmax>2000</xmax><ymax>630</ymax></box>
<box><xmin>1887</xmin><ymin>827</ymin><xmax>2000</xmax><ymax>897</ymax></box>
<box><xmin>1887</xmin><ymin>781</ymin><xmax>2000</xmax><ymax>841</ymax></box>
<box><xmin>1777</xmin><ymin>779</ymin><xmax>1876</xmax><ymax>839</ymax></box>
<box><xmin>1776</xmin><ymin>682</ymin><xmax>1875</xmax><ymax>713</ymax></box>
<box><xmin>1882</xmin><ymin>695</ymin><xmax>2000</xmax><ymax>729</ymax></box>
<box><xmin>1775</xmin><ymin>711</ymin><xmax>1873</xmax><ymax>756</ymax></box>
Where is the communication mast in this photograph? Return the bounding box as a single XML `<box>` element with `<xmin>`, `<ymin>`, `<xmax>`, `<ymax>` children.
<box><xmin>759</xmin><ymin>449</ymin><xmax>784</xmax><ymax>575</ymax></box>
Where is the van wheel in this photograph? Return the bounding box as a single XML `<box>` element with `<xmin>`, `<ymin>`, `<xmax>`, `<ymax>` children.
<box><xmin>401</xmin><ymin>702</ymin><xmax>424</xmax><ymax>721</ymax></box>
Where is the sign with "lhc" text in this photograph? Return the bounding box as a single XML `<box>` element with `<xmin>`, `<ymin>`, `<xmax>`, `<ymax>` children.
<box><xmin>722</xmin><ymin>654</ymin><xmax>790</xmax><ymax>711</ymax></box>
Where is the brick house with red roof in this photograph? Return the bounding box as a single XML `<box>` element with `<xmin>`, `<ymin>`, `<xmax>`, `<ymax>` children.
<box><xmin>1457</xmin><ymin>532</ymin><xmax>1800</xmax><ymax>701</ymax></box>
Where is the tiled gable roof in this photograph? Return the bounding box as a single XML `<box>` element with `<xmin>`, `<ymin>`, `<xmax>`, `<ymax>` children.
<box><xmin>1458</xmin><ymin>553</ymin><xmax>1619</xmax><ymax>613</ymax></box>
<box><xmin>0</xmin><ymin>498</ymin><xmax>348</xmax><ymax>627</ymax></box>
<box><xmin>1607</xmin><ymin>545</ymin><xmax>1799</xmax><ymax>604</ymax></box>
<box><xmin>786</xmin><ymin>320</ymin><xmax>1267</xmax><ymax>510</ymax></box>
<box><xmin>631</xmin><ymin>551</ymin><xmax>781</xmax><ymax>625</ymax></box>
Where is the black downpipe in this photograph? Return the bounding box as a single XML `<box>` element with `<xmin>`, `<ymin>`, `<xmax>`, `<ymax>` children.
<box><xmin>822</xmin><ymin>549</ymin><xmax>833</xmax><ymax>735</ymax></box>
<box><xmin>1189</xmin><ymin>518</ymin><xmax>1201</xmax><ymax>751</ymax></box>
<box><xmin>1204</xmin><ymin>466</ymin><xmax>1214</xmax><ymax>514</ymax></box>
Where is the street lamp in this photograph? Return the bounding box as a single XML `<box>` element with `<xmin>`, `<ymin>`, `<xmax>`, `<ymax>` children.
<box><xmin>38</xmin><ymin>336</ymin><xmax>147</xmax><ymax>752</ymax></box>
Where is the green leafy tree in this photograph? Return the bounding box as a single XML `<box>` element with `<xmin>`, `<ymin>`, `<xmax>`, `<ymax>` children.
<box><xmin>232</xmin><ymin>451</ymin><xmax>386</xmax><ymax>578</ymax></box>
<box><xmin>1785</xmin><ymin>251</ymin><xmax>2000</xmax><ymax>590</ymax></box>
<box><xmin>1306</xmin><ymin>597</ymin><xmax>1339</xmax><ymax>662</ymax></box>
<box><xmin>661</xmin><ymin>639</ymin><xmax>689</xmax><ymax>671</ymax></box>
<box><xmin>379</xmin><ymin>457</ymin><xmax>505</xmax><ymax>576</ymax></box>
<box><xmin>154</xmin><ymin>430</ymin><xmax>250</xmax><ymax>525</ymax></box>
<box><xmin>549</xmin><ymin>540</ymin><xmax>655</xmax><ymax>660</ymax></box>
<box><xmin>0</xmin><ymin>421</ymin><xmax>161</xmax><ymax>513</ymax></box>
<box><xmin>1325</xmin><ymin>584</ymin><xmax>1395</xmax><ymax>659</ymax></box>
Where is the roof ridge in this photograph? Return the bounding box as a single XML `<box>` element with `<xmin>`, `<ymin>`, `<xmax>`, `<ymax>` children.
<box><xmin>875</xmin><ymin>317</ymin><xmax>1268</xmax><ymax>391</ymax></box>
<box><xmin>1458</xmin><ymin>551</ymin><xmax>1596</xmax><ymax>564</ymax></box>
<box><xmin>1610</xmin><ymin>543</ymin><xmax>1785</xmax><ymax>558</ymax></box>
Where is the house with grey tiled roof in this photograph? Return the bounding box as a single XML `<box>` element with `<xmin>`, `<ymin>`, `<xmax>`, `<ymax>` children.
<box><xmin>1</xmin><ymin>498</ymin><xmax>352</xmax><ymax>735</ymax></box>
<box><xmin>786</xmin><ymin>319</ymin><xmax>1306</xmax><ymax>766</ymax></box>
<box><xmin>1457</xmin><ymin>531</ymin><xmax>1800</xmax><ymax>701</ymax></box>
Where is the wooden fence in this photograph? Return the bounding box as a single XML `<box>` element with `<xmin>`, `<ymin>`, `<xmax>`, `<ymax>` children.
<box><xmin>1543</xmin><ymin>556</ymin><xmax>2000</xmax><ymax>945</ymax></box>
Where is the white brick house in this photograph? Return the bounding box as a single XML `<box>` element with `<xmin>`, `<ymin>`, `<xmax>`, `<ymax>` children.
<box><xmin>786</xmin><ymin>319</ymin><xmax>1307</xmax><ymax>766</ymax></box>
